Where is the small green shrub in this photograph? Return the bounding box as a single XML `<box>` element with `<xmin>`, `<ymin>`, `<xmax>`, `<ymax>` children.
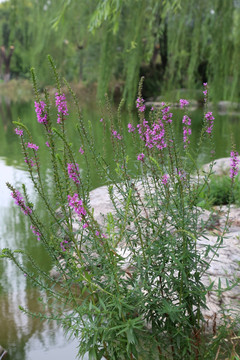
<box><xmin>197</xmin><ymin>175</ymin><xmax>240</xmax><ymax>207</ymax></box>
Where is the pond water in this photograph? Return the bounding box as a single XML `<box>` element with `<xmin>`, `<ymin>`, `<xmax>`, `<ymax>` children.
<box><xmin>0</xmin><ymin>96</ymin><xmax>240</xmax><ymax>359</ymax></box>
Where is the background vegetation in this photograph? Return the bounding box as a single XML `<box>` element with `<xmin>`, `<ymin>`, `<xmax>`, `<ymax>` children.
<box><xmin>0</xmin><ymin>0</ymin><xmax>240</xmax><ymax>105</ymax></box>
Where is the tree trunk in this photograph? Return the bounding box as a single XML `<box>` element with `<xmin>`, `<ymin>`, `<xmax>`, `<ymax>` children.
<box><xmin>0</xmin><ymin>45</ymin><xmax>14</xmax><ymax>82</ymax></box>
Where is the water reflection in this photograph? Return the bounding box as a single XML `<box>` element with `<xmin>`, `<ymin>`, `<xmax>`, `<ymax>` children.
<box><xmin>0</xmin><ymin>97</ymin><xmax>12</xmax><ymax>133</ymax></box>
<box><xmin>0</xmin><ymin>159</ymin><xmax>78</xmax><ymax>359</ymax></box>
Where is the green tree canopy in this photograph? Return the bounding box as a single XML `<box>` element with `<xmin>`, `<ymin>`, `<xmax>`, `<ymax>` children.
<box><xmin>0</xmin><ymin>0</ymin><xmax>239</xmax><ymax>105</ymax></box>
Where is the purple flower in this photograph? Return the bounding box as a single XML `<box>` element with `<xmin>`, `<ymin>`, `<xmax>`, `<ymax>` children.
<box><xmin>203</xmin><ymin>83</ymin><xmax>208</xmax><ymax>101</ymax></box>
<box><xmin>11</xmin><ymin>189</ymin><xmax>32</xmax><ymax>215</ymax></box>
<box><xmin>205</xmin><ymin>112</ymin><xmax>215</xmax><ymax>135</ymax></box>
<box><xmin>60</xmin><ymin>240</ymin><xmax>69</xmax><ymax>251</ymax></box>
<box><xmin>136</xmin><ymin>97</ymin><xmax>146</xmax><ymax>112</ymax></box>
<box><xmin>55</xmin><ymin>93</ymin><xmax>69</xmax><ymax>123</ymax></box>
<box><xmin>137</xmin><ymin>153</ymin><xmax>145</xmax><ymax>161</ymax></box>
<box><xmin>138</xmin><ymin>118</ymin><xmax>167</xmax><ymax>151</ymax></box>
<box><xmin>179</xmin><ymin>99</ymin><xmax>189</xmax><ymax>108</ymax></box>
<box><xmin>27</xmin><ymin>142</ymin><xmax>39</xmax><ymax>151</ymax></box>
<box><xmin>112</xmin><ymin>130</ymin><xmax>122</xmax><ymax>140</ymax></box>
<box><xmin>182</xmin><ymin>115</ymin><xmax>192</xmax><ymax>148</ymax></box>
<box><xmin>162</xmin><ymin>174</ymin><xmax>169</xmax><ymax>185</ymax></box>
<box><xmin>151</xmin><ymin>107</ymin><xmax>154</xmax><ymax>111</ymax></box>
<box><xmin>83</xmin><ymin>223</ymin><xmax>88</xmax><ymax>229</ymax></box>
<box><xmin>34</xmin><ymin>101</ymin><xmax>48</xmax><ymax>124</ymax></box>
<box><xmin>15</xmin><ymin>128</ymin><xmax>23</xmax><ymax>136</ymax></box>
<box><xmin>161</xmin><ymin>105</ymin><xmax>172</xmax><ymax>123</ymax></box>
<box><xmin>127</xmin><ymin>123</ymin><xmax>135</xmax><ymax>133</ymax></box>
<box><xmin>176</xmin><ymin>168</ymin><xmax>187</xmax><ymax>181</ymax></box>
<box><xmin>67</xmin><ymin>163</ymin><xmax>80</xmax><ymax>184</ymax></box>
<box><xmin>45</xmin><ymin>141</ymin><xmax>50</xmax><ymax>147</ymax></box>
<box><xmin>230</xmin><ymin>151</ymin><xmax>240</xmax><ymax>180</ymax></box>
<box><xmin>24</xmin><ymin>157</ymin><xmax>36</xmax><ymax>167</ymax></box>
<box><xmin>79</xmin><ymin>147</ymin><xmax>84</xmax><ymax>154</ymax></box>
<box><xmin>95</xmin><ymin>230</ymin><xmax>106</xmax><ymax>239</ymax></box>
<box><xmin>68</xmin><ymin>193</ymin><xmax>86</xmax><ymax>220</ymax></box>
<box><xmin>100</xmin><ymin>118</ymin><xmax>103</xmax><ymax>122</ymax></box>
<box><xmin>30</xmin><ymin>225</ymin><xmax>41</xmax><ymax>241</ymax></box>
<box><xmin>182</xmin><ymin>115</ymin><xmax>191</xmax><ymax>126</ymax></box>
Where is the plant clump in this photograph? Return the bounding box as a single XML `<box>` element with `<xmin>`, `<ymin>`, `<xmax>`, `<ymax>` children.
<box><xmin>1</xmin><ymin>57</ymin><xmax>240</xmax><ymax>360</ymax></box>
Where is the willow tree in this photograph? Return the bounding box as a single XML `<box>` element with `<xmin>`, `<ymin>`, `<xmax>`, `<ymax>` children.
<box><xmin>166</xmin><ymin>0</ymin><xmax>240</xmax><ymax>102</ymax></box>
<box><xmin>0</xmin><ymin>0</ymin><xmax>239</xmax><ymax>105</ymax></box>
<box><xmin>90</xmin><ymin>0</ymin><xmax>240</xmax><ymax>104</ymax></box>
<box><xmin>0</xmin><ymin>0</ymin><xmax>97</xmax><ymax>84</ymax></box>
<box><xmin>53</xmin><ymin>0</ymin><xmax>239</xmax><ymax>105</ymax></box>
<box><xmin>89</xmin><ymin>0</ymin><xmax>179</xmax><ymax>105</ymax></box>
<box><xmin>0</xmin><ymin>0</ymin><xmax>58</xmax><ymax>82</ymax></box>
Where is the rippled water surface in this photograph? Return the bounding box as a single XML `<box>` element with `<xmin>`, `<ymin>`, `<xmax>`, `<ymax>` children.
<box><xmin>0</xmin><ymin>159</ymin><xmax>80</xmax><ymax>359</ymax></box>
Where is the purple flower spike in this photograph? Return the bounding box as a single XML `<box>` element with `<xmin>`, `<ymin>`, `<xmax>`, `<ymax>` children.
<box><xmin>112</xmin><ymin>130</ymin><xmax>122</xmax><ymax>140</ymax></box>
<box><xmin>24</xmin><ymin>157</ymin><xmax>36</xmax><ymax>167</ymax></box>
<box><xmin>161</xmin><ymin>105</ymin><xmax>172</xmax><ymax>124</ymax></box>
<box><xmin>162</xmin><ymin>174</ymin><xmax>169</xmax><ymax>185</ymax></box>
<box><xmin>136</xmin><ymin>97</ymin><xmax>146</xmax><ymax>112</ymax></box>
<box><xmin>11</xmin><ymin>189</ymin><xmax>32</xmax><ymax>215</ymax></box>
<box><xmin>67</xmin><ymin>163</ymin><xmax>80</xmax><ymax>184</ymax></box>
<box><xmin>35</xmin><ymin>101</ymin><xmax>48</xmax><ymax>124</ymax></box>
<box><xmin>205</xmin><ymin>112</ymin><xmax>215</xmax><ymax>135</ymax></box>
<box><xmin>55</xmin><ymin>93</ymin><xmax>69</xmax><ymax>123</ymax></box>
<box><xmin>127</xmin><ymin>123</ymin><xmax>135</xmax><ymax>133</ymax></box>
<box><xmin>60</xmin><ymin>240</ymin><xmax>69</xmax><ymax>252</ymax></box>
<box><xmin>182</xmin><ymin>115</ymin><xmax>192</xmax><ymax>148</ymax></box>
<box><xmin>30</xmin><ymin>225</ymin><xmax>41</xmax><ymax>241</ymax></box>
<box><xmin>68</xmin><ymin>193</ymin><xmax>86</xmax><ymax>220</ymax></box>
<box><xmin>203</xmin><ymin>83</ymin><xmax>208</xmax><ymax>101</ymax></box>
<box><xmin>27</xmin><ymin>142</ymin><xmax>39</xmax><ymax>151</ymax></box>
<box><xmin>230</xmin><ymin>151</ymin><xmax>240</xmax><ymax>180</ymax></box>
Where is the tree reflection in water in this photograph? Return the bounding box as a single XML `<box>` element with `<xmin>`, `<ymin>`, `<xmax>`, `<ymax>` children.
<box><xmin>0</xmin><ymin>160</ymin><xmax>78</xmax><ymax>359</ymax></box>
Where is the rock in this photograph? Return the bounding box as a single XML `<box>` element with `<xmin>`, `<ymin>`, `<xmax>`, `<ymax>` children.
<box><xmin>145</xmin><ymin>99</ymin><xmax>199</xmax><ymax>111</ymax></box>
<box><xmin>202</xmin><ymin>156</ymin><xmax>240</xmax><ymax>176</ymax></box>
<box><xmin>49</xmin><ymin>266</ymin><xmax>62</xmax><ymax>280</ymax></box>
<box><xmin>217</xmin><ymin>101</ymin><xmax>240</xmax><ymax>112</ymax></box>
<box><xmin>89</xmin><ymin>185</ymin><xmax>115</xmax><ymax>226</ymax></box>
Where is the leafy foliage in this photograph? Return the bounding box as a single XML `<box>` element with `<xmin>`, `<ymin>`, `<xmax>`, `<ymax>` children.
<box><xmin>0</xmin><ymin>1</ymin><xmax>240</xmax><ymax>106</ymax></box>
<box><xmin>197</xmin><ymin>175</ymin><xmax>240</xmax><ymax>207</ymax></box>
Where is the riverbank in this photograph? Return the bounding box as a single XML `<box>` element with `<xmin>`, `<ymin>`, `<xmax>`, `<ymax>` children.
<box><xmin>2</xmin><ymin>79</ymin><xmax>240</xmax><ymax>117</ymax></box>
<box><xmin>0</xmin><ymin>79</ymin><xmax>97</xmax><ymax>105</ymax></box>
